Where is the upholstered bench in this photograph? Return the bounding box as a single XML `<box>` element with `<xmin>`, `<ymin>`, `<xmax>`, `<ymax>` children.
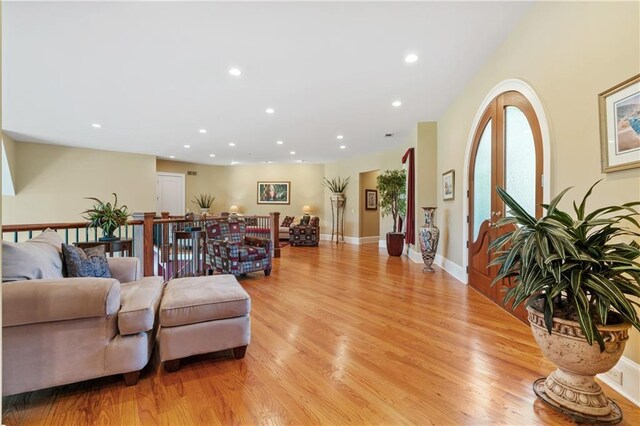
<box><xmin>158</xmin><ymin>275</ymin><xmax>251</xmax><ymax>372</ymax></box>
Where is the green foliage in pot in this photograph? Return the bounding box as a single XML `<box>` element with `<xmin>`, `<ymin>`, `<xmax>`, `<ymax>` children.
<box><xmin>82</xmin><ymin>193</ymin><xmax>130</xmax><ymax>238</ymax></box>
<box><xmin>376</xmin><ymin>169</ymin><xmax>407</xmax><ymax>233</ymax></box>
<box><xmin>489</xmin><ymin>181</ymin><xmax>640</xmax><ymax>351</ymax></box>
<box><xmin>192</xmin><ymin>193</ymin><xmax>215</xmax><ymax>209</ymax></box>
<box><xmin>323</xmin><ymin>176</ymin><xmax>350</xmax><ymax>194</ymax></box>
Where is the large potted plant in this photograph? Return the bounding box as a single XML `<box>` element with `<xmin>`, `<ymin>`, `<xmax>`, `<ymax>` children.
<box><xmin>82</xmin><ymin>193</ymin><xmax>131</xmax><ymax>241</ymax></box>
<box><xmin>377</xmin><ymin>169</ymin><xmax>407</xmax><ymax>256</ymax></box>
<box><xmin>489</xmin><ymin>182</ymin><xmax>640</xmax><ymax>422</ymax></box>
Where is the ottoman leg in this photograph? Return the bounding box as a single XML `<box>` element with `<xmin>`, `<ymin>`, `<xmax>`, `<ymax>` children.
<box><xmin>123</xmin><ymin>370</ymin><xmax>140</xmax><ymax>386</ymax></box>
<box><xmin>164</xmin><ymin>359</ymin><xmax>181</xmax><ymax>372</ymax></box>
<box><xmin>264</xmin><ymin>268</ymin><xmax>272</xmax><ymax>276</ymax></box>
<box><xmin>233</xmin><ymin>345</ymin><xmax>248</xmax><ymax>359</ymax></box>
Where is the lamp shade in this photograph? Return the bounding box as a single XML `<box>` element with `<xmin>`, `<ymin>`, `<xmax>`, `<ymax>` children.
<box><xmin>229</xmin><ymin>205</ymin><xmax>239</xmax><ymax>213</ymax></box>
<box><xmin>302</xmin><ymin>205</ymin><xmax>312</xmax><ymax>215</ymax></box>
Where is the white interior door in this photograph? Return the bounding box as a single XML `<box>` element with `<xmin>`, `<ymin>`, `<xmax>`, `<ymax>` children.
<box><xmin>156</xmin><ymin>172</ymin><xmax>185</xmax><ymax>215</ymax></box>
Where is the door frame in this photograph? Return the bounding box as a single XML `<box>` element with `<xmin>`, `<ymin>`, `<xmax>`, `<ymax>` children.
<box><xmin>461</xmin><ymin>79</ymin><xmax>551</xmax><ymax>284</ymax></box>
<box><xmin>156</xmin><ymin>172</ymin><xmax>186</xmax><ymax>216</ymax></box>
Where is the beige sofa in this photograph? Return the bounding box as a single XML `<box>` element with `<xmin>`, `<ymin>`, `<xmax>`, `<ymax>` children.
<box><xmin>2</xmin><ymin>232</ymin><xmax>164</xmax><ymax>395</ymax></box>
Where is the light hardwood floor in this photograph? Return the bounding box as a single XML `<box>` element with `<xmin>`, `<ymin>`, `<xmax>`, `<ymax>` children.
<box><xmin>3</xmin><ymin>242</ymin><xmax>639</xmax><ymax>425</ymax></box>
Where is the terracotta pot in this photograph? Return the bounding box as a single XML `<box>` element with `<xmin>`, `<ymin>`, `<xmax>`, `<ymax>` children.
<box><xmin>386</xmin><ymin>232</ymin><xmax>404</xmax><ymax>256</ymax></box>
<box><xmin>527</xmin><ymin>306</ymin><xmax>630</xmax><ymax>417</ymax></box>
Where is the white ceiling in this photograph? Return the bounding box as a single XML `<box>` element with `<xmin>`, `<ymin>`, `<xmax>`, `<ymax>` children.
<box><xmin>3</xmin><ymin>1</ymin><xmax>533</xmax><ymax>165</ymax></box>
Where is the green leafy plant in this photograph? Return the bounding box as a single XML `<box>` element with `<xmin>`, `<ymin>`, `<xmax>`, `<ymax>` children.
<box><xmin>376</xmin><ymin>169</ymin><xmax>407</xmax><ymax>232</ymax></box>
<box><xmin>488</xmin><ymin>181</ymin><xmax>640</xmax><ymax>351</ymax></box>
<box><xmin>192</xmin><ymin>193</ymin><xmax>215</xmax><ymax>209</ymax></box>
<box><xmin>323</xmin><ymin>176</ymin><xmax>350</xmax><ymax>194</ymax></box>
<box><xmin>82</xmin><ymin>193</ymin><xmax>130</xmax><ymax>238</ymax></box>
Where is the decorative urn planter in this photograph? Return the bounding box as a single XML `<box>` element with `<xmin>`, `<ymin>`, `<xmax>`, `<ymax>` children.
<box><xmin>200</xmin><ymin>208</ymin><xmax>210</xmax><ymax>215</ymax></box>
<box><xmin>418</xmin><ymin>207</ymin><xmax>440</xmax><ymax>272</ymax></box>
<box><xmin>527</xmin><ymin>306</ymin><xmax>630</xmax><ymax>421</ymax></box>
<box><xmin>386</xmin><ymin>232</ymin><xmax>404</xmax><ymax>256</ymax></box>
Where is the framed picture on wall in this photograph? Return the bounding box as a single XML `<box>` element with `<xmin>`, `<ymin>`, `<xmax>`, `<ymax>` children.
<box><xmin>599</xmin><ymin>74</ymin><xmax>640</xmax><ymax>172</ymax></box>
<box><xmin>257</xmin><ymin>181</ymin><xmax>290</xmax><ymax>204</ymax></box>
<box><xmin>442</xmin><ymin>169</ymin><xmax>455</xmax><ymax>201</ymax></box>
<box><xmin>365</xmin><ymin>189</ymin><xmax>378</xmax><ymax>210</ymax></box>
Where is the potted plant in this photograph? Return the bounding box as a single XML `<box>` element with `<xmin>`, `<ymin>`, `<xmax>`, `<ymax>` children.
<box><xmin>377</xmin><ymin>169</ymin><xmax>407</xmax><ymax>256</ymax></box>
<box><xmin>192</xmin><ymin>193</ymin><xmax>215</xmax><ymax>214</ymax></box>
<box><xmin>489</xmin><ymin>182</ymin><xmax>640</xmax><ymax>421</ymax></box>
<box><xmin>82</xmin><ymin>193</ymin><xmax>130</xmax><ymax>241</ymax></box>
<box><xmin>323</xmin><ymin>176</ymin><xmax>350</xmax><ymax>195</ymax></box>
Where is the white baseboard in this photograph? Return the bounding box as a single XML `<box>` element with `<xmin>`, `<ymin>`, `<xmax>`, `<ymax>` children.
<box><xmin>408</xmin><ymin>246</ymin><xmax>423</xmax><ymax>263</ymax></box>
<box><xmin>320</xmin><ymin>234</ymin><xmax>380</xmax><ymax>245</ymax></box>
<box><xmin>597</xmin><ymin>356</ymin><xmax>640</xmax><ymax>407</ymax></box>
<box><xmin>434</xmin><ymin>254</ymin><xmax>468</xmax><ymax>284</ymax></box>
<box><xmin>378</xmin><ymin>239</ymin><xmax>386</xmax><ymax>249</ymax></box>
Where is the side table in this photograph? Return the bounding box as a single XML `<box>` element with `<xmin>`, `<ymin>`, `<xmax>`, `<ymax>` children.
<box><xmin>74</xmin><ymin>239</ymin><xmax>133</xmax><ymax>257</ymax></box>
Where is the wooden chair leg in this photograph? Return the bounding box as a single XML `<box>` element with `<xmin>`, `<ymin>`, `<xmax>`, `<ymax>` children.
<box><xmin>123</xmin><ymin>371</ymin><xmax>140</xmax><ymax>386</ymax></box>
<box><xmin>164</xmin><ymin>359</ymin><xmax>181</xmax><ymax>372</ymax></box>
<box><xmin>233</xmin><ymin>345</ymin><xmax>248</xmax><ymax>359</ymax></box>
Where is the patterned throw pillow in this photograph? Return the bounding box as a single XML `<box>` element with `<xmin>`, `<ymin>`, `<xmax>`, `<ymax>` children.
<box><xmin>62</xmin><ymin>244</ymin><xmax>112</xmax><ymax>278</ymax></box>
<box><xmin>281</xmin><ymin>216</ymin><xmax>295</xmax><ymax>227</ymax></box>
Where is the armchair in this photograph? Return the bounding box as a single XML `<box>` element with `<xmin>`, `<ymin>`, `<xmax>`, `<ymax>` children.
<box><xmin>205</xmin><ymin>218</ymin><xmax>272</xmax><ymax>276</ymax></box>
<box><xmin>2</xmin><ymin>231</ymin><xmax>164</xmax><ymax>395</ymax></box>
<box><xmin>289</xmin><ymin>216</ymin><xmax>320</xmax><ymax>246</ymax></box>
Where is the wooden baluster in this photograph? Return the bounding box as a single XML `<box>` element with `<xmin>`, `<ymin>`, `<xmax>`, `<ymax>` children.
<box><xmin>270</xmin><ymin>212</ymin><xmax>281</xmax><ymax>258</ymax></box>
<box><xmin>143</xmin><ymin>212</ymin><xmax>155</xmax><ymax>277</ymax></box>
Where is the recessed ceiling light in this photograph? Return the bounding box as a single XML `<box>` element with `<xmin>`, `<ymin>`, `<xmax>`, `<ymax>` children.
<box><xmin>340</xmin><ymin>145</ymin><xmax>346</xmax><ymax>150</ymax></box>
<box><xmin>231</xmin><ymin>161</ymin><xmax>239</xmax><ymax>165</ymax></box>
<box><xmin>209</xmin><ymin>154</ymin><xmax>215</xmax><ymax>157</ymax></box>
<box><xmin>169</xmin><ymin>155</ymin><xmax>175</xmax><ymax>159</ymax></box>
<box><xmin>228</xmin><ymin>142</ymin><xmax>236</xmax><ymax>147</ymax></box>
<box><xmin>290</xmin><ymin>151</ymin><xmax>296</xmax><ymax>155</ymax></box>
<box><xmin>265</xmin><ymin>108</ymin><xmax>275</xmax><ymax>114</ymax></box>
<box><xmin>276</xmin><ymin>140</ymin><xmax>284</xmax><ymax>145</ymax></box>
<box><xmin>405</xmin><ymin>54</ymin><xmax>418</xmax><ymax>63</ymax></box>
<box><xmin>199</xmin><ymin>129</ymin><xmax>207</xmax><ymax>134</ymax></box>
<box><xmin>183</xmin><ymin>144</ymin><xmax>191</xmax><ymax>148</ymax></box>
<box><xmin>296</xmin><ymin>160</ymin><xmax>306</xmax><ymax>163</ymax></box>
<box><xmin>228</xmin><ymin>67</ymin><xmax>242</xmax><ymax>76</ymax></box>
<box><xmin>336</xmin><ymin>135</ymin><xmax>344</xmax><ymax>140</ymax></box>
<box><xmin>392</xmin><ymin>100</ymin><xmax>402</xmax><ymax>107</ymax></box>
<box><xmin>264</xmin><ymin>160</ymin><xmax>273</xmax><ymax>164</ymax></box>
<box><xmin>91</xmin><ymin>123</ymin><xmax>101</xmax><ymax>128</ymax></box>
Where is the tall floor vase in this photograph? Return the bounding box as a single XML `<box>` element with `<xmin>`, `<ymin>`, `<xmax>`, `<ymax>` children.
<box><xmin>419</xmin><ymin>207</ymin><xmax>440</xmax><ymax>272</ymax></box>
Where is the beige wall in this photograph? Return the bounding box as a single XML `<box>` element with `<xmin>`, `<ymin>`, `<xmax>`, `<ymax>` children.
<box><xmin>359</xmin><ymin>170</ymin><xmax>380</xmax><ymax>238</ymax></box>
<box><xmin>436</xmin><ymin>1</ymin><xmax>640</xmax><ymax>361</ymax></box>
<box><xmin>157</xmin><ymin>159</ymin><xmax>325</xmax><ymax>221</ymax></box>
<box><xmin>415</xmin><ymin>122</ymin><xmax>438</xmax><ymax>248</ymax></box>
<box><xmin>2</xmin><ymin>142</ymin><xmax>157</xmax><ymax>224</ymax></box>
<box><xmin>2</xmin><ymin>132</ymin><xmax>17</xmax><ymax>195</ymax></box>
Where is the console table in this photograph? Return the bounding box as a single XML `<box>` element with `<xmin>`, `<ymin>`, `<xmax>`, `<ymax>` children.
<box><xmin>75</xmin><ymin>239</ymin><xmax>133</xmax><ymax>257</ymax></box>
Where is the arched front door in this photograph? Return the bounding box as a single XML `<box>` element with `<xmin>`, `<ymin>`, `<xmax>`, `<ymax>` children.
<box><xmin>468</xmin><ymin>91</ymin><xmax>543</xmax><ymax>323</ymax></box>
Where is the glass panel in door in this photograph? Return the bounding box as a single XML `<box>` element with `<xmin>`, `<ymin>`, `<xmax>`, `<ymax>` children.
<box><xmin>473</xmin><ymin>120</ymin><xmax>492</xmax><ymax>241</ymax></box>
<box><xmin>505</xmin><ymin>106</ymin><xmax>536</xmax><ymax>217</ymax></box>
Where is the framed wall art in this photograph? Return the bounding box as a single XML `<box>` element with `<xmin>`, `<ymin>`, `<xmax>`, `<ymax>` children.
<box><xmin>257</xmin><ymin>181</ymin><xmax>290</xmax><ymax>204</ymax></box>
<box><xmin>599</xmin><ymin>74</ymin><xmax>640</xmax><ymax>172</ymax></box>
<box><xmin>365</xmin><ymin>189</ymin><xmax>378</xmax><ymax>210</ymax></box>
<box><xmin>442</xmin><ymin>169</ymin><xmax>455</xmax><ymax>201</ymax></box>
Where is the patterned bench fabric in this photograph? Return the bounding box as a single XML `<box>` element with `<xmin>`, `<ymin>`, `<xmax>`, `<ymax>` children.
<box><xmin>205</xmin><ymin>218</ymin><xmax>272</xmax><ymax>276</ymax></box>
<box><xmin>289</xmin><ymin>216</ymin><xmax>320</xmax><ymax>246</ymax></box>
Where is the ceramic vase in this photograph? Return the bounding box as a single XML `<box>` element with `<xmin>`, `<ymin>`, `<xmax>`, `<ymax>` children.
<box><xmin>419</xmin><ymin>207</ymin><xmax>439</xmax><ymax>272</ymax></box>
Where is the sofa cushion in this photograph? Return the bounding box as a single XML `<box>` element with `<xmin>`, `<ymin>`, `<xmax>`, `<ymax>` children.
<box><xmin>118</xmin><ymin>276</ymin><xmax>164</xmax><ymax>336</ymax></box>
<box><xmin>160</xmin><ymin>275</ymin><xmax>250</xmax><ymax>327</ymax></box>
<box><xmin>62</xmin><ymin>244</ymin><xmax>112</xmax><ymax>278</ymax></box>
<box><xmin>237</xmin><ymin>245</ymin><xmax>268</xmax><ymax>262</ymax></box>
<box><xmin>281</xmin><ymin>216</ymin><xmax>295</xmax><ymax>227</ymax></box>
<box><xmin>2</xmin><ymin>230</ymin><xmax>64</xmax><ymax>282</ymax></box>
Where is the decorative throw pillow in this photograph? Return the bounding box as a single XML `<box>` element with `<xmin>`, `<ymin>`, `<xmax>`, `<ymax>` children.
<box><xmin>281</xmin><ymin>216</ymin><xmax>295</xmax><ymax>227</ymax></box>
<box><xmin>2</xmin><ymin>230</ymin><xmax>65</xmax><ymax>282</ymax></box>
<box><xmin>62</xmin><ymin>244</ymin><xmax>112</xmax><ymax>278</ymax></box>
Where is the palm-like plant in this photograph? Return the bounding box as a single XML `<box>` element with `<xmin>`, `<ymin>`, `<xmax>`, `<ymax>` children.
<box><xmin>323</xmin><ymin>176</ymin><xmax>350</xmax><ymax>194</ymax></box>
<box><xmin>82</xmin><ymin>193</ymin><xmax>130</xmax><ymax>240</ymax></box>
<box><xmin>192</xmin><ymin>193</ymin><xmax>215</xmax><ymax>209</ymax></box>
<box><xmin>489</xmin><ymin>181</ymin><xmax>640</xmax><ymax>351</ymax></box>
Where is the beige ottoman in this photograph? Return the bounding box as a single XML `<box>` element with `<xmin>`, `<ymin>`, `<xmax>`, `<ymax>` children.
<box><xmin>158</xmin><ymin>275</ymin><xmax>251</xmax><ymax>372</ymax></box>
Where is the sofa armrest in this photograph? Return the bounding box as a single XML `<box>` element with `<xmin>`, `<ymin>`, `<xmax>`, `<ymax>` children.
<box><xmin>2</xmin><ymin>278</ymin><xmax>121</xmax><ymax>327</ymax></box>
<box><xmin>107</xmin><ymin>257</ymin><xmax>141</xmax><ymax>284</ymax></box>
<box><xmin>245</xmin><ymin>236</ymin><xmax>271</xmax><ymax>248</ymax></box>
